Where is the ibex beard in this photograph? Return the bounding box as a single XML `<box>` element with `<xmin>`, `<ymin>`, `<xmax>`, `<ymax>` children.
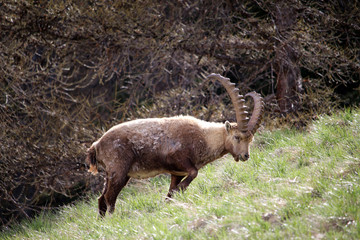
<box><xmin>86</xmin><ymin>73</ymin><xmax>264</xmax><ymax>216</ymax></box>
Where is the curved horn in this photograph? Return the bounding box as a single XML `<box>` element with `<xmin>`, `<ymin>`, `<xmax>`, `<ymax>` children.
<box><xmin>207</xmin><ymin>73</ymin><xmax>248</xmax><ymax>131</ymax></box>
<box><xmin>245</xmin><ymin>91</ymin><xmax>264</xmax><ymax>133</ymax></box>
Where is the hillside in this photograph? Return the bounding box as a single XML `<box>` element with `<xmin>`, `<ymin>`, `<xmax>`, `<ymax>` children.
<box><xmin>2</xmin><ymin>1</ymin><xmax>359</xmax><ymax>227</ymax></box>
<box><xmin>1</xmin><ymin>109</ymin><xmax>359</xmax><ymax>239</ymax></box>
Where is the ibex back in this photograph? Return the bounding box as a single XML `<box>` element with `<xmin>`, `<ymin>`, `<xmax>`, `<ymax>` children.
<box><xmin>86</xmin><ymin>73</ymin><xmax>264</xmax><ymax>216</ymax></box>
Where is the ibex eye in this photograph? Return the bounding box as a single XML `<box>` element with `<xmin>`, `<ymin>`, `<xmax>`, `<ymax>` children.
<box><xmin>234</xmin><ymin>136</ymin><xmax>240</xmax><ymax>141</ymax></box>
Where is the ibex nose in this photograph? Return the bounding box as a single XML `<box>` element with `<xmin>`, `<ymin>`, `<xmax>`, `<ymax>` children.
<box><xmin>244</xmin><ymin>153</ymin><xmax>249</xmax><ymax>160</ymax></box>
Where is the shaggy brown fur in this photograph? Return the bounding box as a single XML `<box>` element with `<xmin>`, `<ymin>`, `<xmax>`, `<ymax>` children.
<box><xmin>86</xmin><ymin>116</ymin><xmax>255</xmax><ymax>216</ymax></box>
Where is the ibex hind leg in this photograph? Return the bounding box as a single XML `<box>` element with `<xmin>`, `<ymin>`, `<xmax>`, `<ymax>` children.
<box><xmin>98</xmin><ymin>168</ymin><xmax>131</xmax><ymax>216</ymax></box>
<box><xmin>98</xmin><ymin>175</ymin><xmax>108</xmax><ymax>217</ymax></box>
<box><xmin>104</xmin><ymin>171</ymin><xmax>130</xmax><ymax>214</ymax></box>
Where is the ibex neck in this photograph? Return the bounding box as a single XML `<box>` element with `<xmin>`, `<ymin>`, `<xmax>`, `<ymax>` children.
<box><xmin>202</xmin><ymin>121</ymin><xmax>227</xmax><ymax>159</ymax></box>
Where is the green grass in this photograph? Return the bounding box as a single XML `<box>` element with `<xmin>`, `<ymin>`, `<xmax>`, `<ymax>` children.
<box><xmin>2</xmin><ymin>109</ymin><xmax>360</xmax><ymax>239</ymax></box>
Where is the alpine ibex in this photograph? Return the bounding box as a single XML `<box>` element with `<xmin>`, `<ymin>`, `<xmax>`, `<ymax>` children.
<box><xmin>86</xmin><ymin>73</ymin><xmax>264</xmax><ymax>216</ymax></box>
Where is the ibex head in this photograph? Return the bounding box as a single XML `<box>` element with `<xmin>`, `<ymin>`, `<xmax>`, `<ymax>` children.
<box><xmin>207</xmin><ymin>73</ymin><xmax>264</xmax><ymax>162</ymax></box>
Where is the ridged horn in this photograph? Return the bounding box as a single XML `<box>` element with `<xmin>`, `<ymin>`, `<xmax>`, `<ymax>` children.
<box><xmin>245</xmin><ymin>91</ymin><xmax>264</xmax><ymax>133</ymax></box>
<box><xmin>207</xmin><ymin>73</ymin><xmax>248</xmax><ymax>131</ymax></box>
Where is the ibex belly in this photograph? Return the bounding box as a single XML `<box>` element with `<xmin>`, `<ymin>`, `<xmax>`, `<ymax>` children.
<box><xmin>128</xmin><ymin>161</ymin><xmax>187</xmax><ymax>179</ymax></box>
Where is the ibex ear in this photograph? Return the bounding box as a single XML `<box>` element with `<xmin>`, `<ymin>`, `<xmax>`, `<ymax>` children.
<box><xmin>225</xmin><ymin>121</ymin><xmax>231</xmax><ymax>133</ymax></box>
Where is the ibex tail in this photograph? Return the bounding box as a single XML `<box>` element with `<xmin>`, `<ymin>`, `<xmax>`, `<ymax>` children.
<box><xmin>86</xmin><ymin>144</ymin><xmax>98</xmax><ymax>175</ymax></box>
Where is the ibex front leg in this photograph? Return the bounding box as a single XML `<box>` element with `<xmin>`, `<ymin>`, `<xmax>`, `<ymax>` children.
<box><xmin>167</xmin><ymin>175</ymin><xmax>185</xmax><ymax>199</ymax></box>
<box><xmin>167</xmin><ymin>162</ymin><xmax>198</xmax><ymax>198</ymax></box>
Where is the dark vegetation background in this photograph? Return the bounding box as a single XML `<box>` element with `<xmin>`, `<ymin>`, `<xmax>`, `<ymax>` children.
<box><xmin>1</xmin><ymin>0</ymin><xmax>359</xmax><ymax>227</ymax></box>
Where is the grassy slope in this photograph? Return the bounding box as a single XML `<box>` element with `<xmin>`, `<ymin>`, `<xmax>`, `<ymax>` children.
<box><xmin>1</xmin><ymin>109</ymin><xmax>360</xmax><ymax>239</ymax></box>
